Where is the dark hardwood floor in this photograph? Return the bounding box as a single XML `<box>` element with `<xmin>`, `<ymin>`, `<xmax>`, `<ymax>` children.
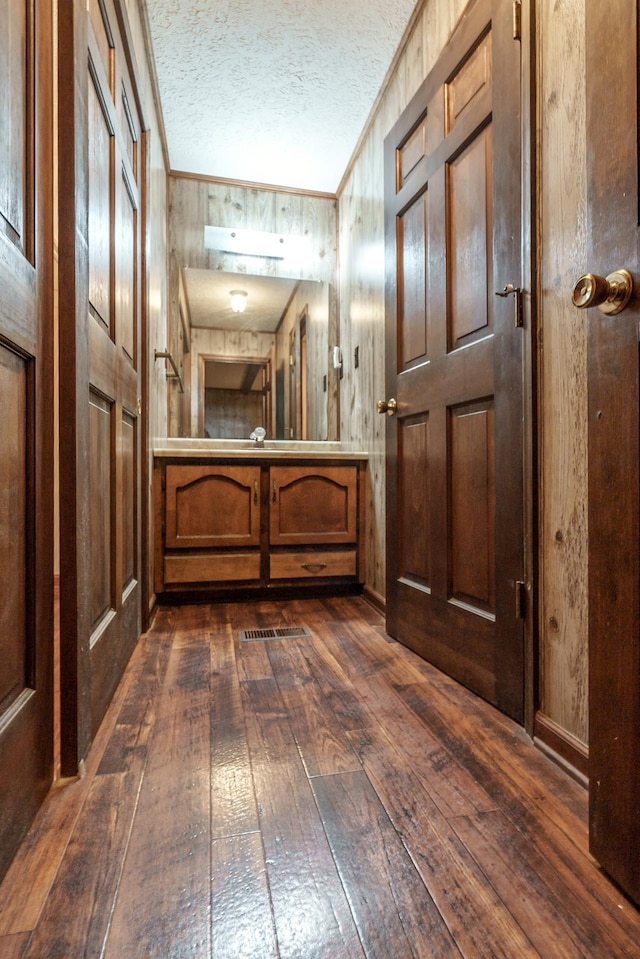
<box><xmin>1</xmin><ymin>595</ymin><xmax>639</xmax><ymax>958</ymax></box>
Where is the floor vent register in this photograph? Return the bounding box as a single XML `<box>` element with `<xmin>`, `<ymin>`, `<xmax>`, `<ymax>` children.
<box><xmin>239</xmin><ymin>626</ymin><xmax>312</xmax><ymax>642</ymax></box>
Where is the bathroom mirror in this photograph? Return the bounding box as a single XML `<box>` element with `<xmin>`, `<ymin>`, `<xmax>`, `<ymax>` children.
<box><xmin>177</xmin><ymin>267</ymin><xmax>339</xmax><ymax>441</ymax></box>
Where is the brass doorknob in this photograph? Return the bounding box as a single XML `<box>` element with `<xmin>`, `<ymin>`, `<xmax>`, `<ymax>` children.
<box><xmin>572</xmin><ymin>269</ymin><xmax>633</xmax><ymax>315</ymax></box>
<box><xmin>377</xmin><ymin>398</ymin><xmax>398</xmax><ymax>415</ymax></box>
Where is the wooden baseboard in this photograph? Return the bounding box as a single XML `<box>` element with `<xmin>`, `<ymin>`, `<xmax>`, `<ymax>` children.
<box><xmin>362</xmin><ymin>585</ymin><xmax>386</xmax><ymax>615</ymax></box>
<box><xmin>534</xmin><ymin>712</ymin><xmax>589</xmax><ymax>788</ymax></box>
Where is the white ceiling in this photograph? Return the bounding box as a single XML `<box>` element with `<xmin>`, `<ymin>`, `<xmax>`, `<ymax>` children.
<box><xmin>183</xmin><ymin>268</ymin><xmax>301</xmax><ymax>331</ymax></box>
<box><xmin>143</xmin><ymin>0</ymin><xmax>419</xmax><ymax>193</ymax></box>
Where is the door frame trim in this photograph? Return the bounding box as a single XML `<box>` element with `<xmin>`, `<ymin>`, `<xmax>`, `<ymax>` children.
<box><xmin>58</xmin><ymin>0</ymin><xmax>92</xmax><ymax>775</ymax></box>
<box><xmin>521</xmin><ymin>0</ymin><xmax>537</xmax><ymax>736</ymax></box>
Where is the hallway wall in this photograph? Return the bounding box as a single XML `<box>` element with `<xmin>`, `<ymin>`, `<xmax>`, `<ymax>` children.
<box><xmin>535</xmin><ymin>0</ymin><xmax>588</xmax><ymax>746</ymax></box>
<box><xmin>150</xmin><ymin>0</ymin><xmax>589</xmax><ymax>752</ymax></box>
<box><xmin>337</xmin><ymin>0</ymin><xmax>589</xmax><ymax>748</ymax></box>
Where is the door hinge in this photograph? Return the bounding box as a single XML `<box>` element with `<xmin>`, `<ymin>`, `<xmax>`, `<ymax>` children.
<box><xmin>513</xmin><ymin>0</ymin><xmax>522</xmax><ymax>40</ymax></box>
<box><xmin>515</xmin><ymin>580</ymin><xmax>527</xmax><ymax>619</ymax></box>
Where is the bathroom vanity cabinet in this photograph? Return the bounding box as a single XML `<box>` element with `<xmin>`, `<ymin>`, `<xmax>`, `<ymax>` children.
<box><xmin>153</xmin><ymin>450</ymin><xmax>367</xmax><ymax>597</ymax></box>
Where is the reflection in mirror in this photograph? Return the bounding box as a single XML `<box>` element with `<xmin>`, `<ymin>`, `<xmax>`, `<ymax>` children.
<box><xmin>182</xmin><ymin>268</ymin><xmax>338</xmax><ymax>441</ymax></box>
<box><xmin>202</xmin><ymin>356</ymin><xmax>272</xmax><ymax>439</ymax></box>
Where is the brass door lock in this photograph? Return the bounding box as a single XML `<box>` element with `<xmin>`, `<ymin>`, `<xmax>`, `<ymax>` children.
<box><xmin>377</xmin><ymin>398</ymin><xmax>398</xmax><ymax>415</ymax></box>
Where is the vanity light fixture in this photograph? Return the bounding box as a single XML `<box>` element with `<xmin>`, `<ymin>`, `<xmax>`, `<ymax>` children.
<box><xmin>205</xmin><ymin>225</ymin><xmax>292</xmax><ymax>259</ymax></box>
<box><xmin>230</xmin><ymin>289</ymin><xmax>248</xmax><ymax>313</ymax></box>
<box><xmin>204</xmin><ymin>225</ymin><xmax>313</xmax><ymax>263</ymax></box>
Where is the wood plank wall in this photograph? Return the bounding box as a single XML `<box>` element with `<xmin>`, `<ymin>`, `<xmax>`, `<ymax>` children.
<box><xmin>167</xmin><ymin>176</ymin><xmax>338</xmax><ymax>440</ymax></box>
<box><xmin>535</xmin><ymin>0</ymin><xmax>588</xmax><ymax>745</ymax></box>
<box><xmin>337</xmin><ymin>0</ymin><xmax>589</xmax><ymax>747</ymax></box>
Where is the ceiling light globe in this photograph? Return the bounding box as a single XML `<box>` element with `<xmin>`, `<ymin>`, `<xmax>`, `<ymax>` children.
<box><xmin>230</xmin><ymin>290</ymin><xmax>248</xmax><ymax>313</ymax></box>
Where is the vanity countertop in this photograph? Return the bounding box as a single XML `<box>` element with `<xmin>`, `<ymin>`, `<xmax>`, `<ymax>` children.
<box><xmin>154</xmin><ymin>438</ymin><xmax>369</xmax><ymax>461</ymax></box>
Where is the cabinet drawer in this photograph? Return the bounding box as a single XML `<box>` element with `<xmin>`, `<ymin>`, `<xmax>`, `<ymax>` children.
<box><xmin>269</xmin><ymin>550</ymin><xmax>357</xmax><ymax>580</ymax></box>
<box><xmin>165</xmin><ymin>552</ymin><xmax>261</xmax><ymax>584</ymax></box>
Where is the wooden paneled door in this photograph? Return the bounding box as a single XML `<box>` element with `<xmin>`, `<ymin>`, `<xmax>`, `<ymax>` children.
<box><xmin>0</xmin><ymin>0</ymin><xmax>54</xmax><ymax>877</ymax></box>
<box><xmin>384</xmin><ymin>0</ymin><xmax>526</xmax><ymax>721</ymax></box>
<box><xmin>582</xmin><ymin>0</ymin><xmax>640</xmax><ymax>907</ymax></box>
<box><xmin>59</xmin><ymin>0</ymin><xmax>147</xmax><ymax>770</ymax></box>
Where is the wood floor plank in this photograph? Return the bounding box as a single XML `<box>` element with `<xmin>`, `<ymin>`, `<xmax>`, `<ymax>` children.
<box><xmin>450</xmin><ymin>810</ymin><xmax>639</xmax><ymax>959</ymax></box>
<box><xmin>475</xmin><ymin>791</ymin><xmax>640</xmax><ymax>950</ymax></box>
<box><xmin>203</xmin><ymin>603</ymin><xmax>237</xmax><ymax>631</ymax></box>
<box><xmin>0</xmin><ymin>932</ymin><xmax>29</xmax><ymax>958</ymax></box>
<box><xmin>266</xmin><ymin>638</ymin><xmax>362</xmax><ymax>777</ymax></box>
<box><xmin>312</xmin><ymin>769</ymin><xmax>462</xmax><ymax>959</ymax></box>
<box><xmin>373</xmin><ymin>699</ymin><xmax>497</xmax><ymax>820</ymax></box>
<box><xmin>412</xmin><ymin>670</ymin><xmax>587</xmax><ymax>810</ymax></box>
<box><xmin>97</xmin><ymin>630</ymin><xmax>173</xmax><ymax>775</ymax></box>
<box><xmin>210</xmin><ymin>625</ymin><xmax>260</xmax><ymax>838</ymax></box>
<box><xmin>348</xmin><ymin>725</ymin><xmax>541</xmax><ymax>958</ymax></box>
<box><xmin>21</xmin><ymin>772</ymin><xmax>140</xmax><ymax>959</ymax></box>
<box><xmin>103</xmin><ymin>632</ymin><xmax>213</xmax><ymax>959</ymax></box>
<box><xmin>0</xmin><ymin>779</ymin><xmax>89</xmax><ymax>937</ymax></box>
<box><xmin>312</xmin><ymin>611</ymin><xmax>406</xmax><ymax>687</ymax></box>
<box><xmin>300</xmin><ymin>620</ymin><xmax>497</xmax><ymax>822</ymax></box>
<box><xmin>237</xmin><ymin>633</ymin><xmax>276</xmax><ymax>684</ymax></box>
<box><xmin>332</xmin><ymin>618</ymin><xmax>578</xmax><ymax>830</ymax></box>
<box><xmin>211</xmin><ymin>832</ymin><xmax>278</xmax><ymax>959</ymax></box>
<box><xmin>0</xmin><ymin>621</ymin><xmax>156</xmax><ymax>937</ymax></box>
<box><xmin>3</xmin><ymin>597</ymin><xmax>640</xmax><ymax>959</ymax></box>
<box><xmin>303</xmin><ymin>630</ymin><xmax>386</xmax><ymax>733</ymax></box>
<box><xmin>316</xmin><ymin>595</ymin><xmax>386</xmax><ymax>627</ymax></box>
<box><xmin>319</xmin><ymin>630</ymin><xmax>500</xmax><ymax>819</ymax></box>
<box><xmin>400</xmin><ymin>682</ymin><xmax>587</xmax><ymax>842</ymax></box>
<box><xmin>162</xmin><ymin>603</ymin><xmax>215</xmax><ymax>632</ymax></box>
<box><xmin>362</xmin><ymin>657</ymin><xmax>639</xmax><ymax>952</ymax></box>
<box><xmin>242</xmin><ymin>677</ymin><xmax>366</xmax><ymax>959</ymax></box>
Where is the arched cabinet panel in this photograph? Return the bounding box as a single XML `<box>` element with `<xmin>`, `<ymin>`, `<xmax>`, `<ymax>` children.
<box><xmin>269</xmin><ymin>467</ymin><xmax>358</xmax><ymax>545</ymax></box>
<box><xmin>165</xmin><ymin>465</ymin><xmax>261</xmax><ymax>548</ymax></box>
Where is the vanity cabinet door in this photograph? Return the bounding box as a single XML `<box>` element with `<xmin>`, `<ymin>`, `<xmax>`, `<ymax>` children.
<box><xmin>269</xmin><ymin>466</ymin><xmax>358</xmax><ymax>545</ymax></box>
<box><xmin>165</xmin><ymin>465</ymin><xmax>261</xmax><ymax>549</ymax></box>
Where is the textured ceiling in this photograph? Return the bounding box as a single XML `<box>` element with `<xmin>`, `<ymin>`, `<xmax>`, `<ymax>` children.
<box><xmin>143</xmin><ymin>0</ymin><xmax>419</xmax><ymax>193</ymax></box>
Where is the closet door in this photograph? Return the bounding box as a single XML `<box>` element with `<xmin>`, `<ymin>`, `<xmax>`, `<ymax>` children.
<box><xmin>0</xmin><ymin>0</ymin><xmax>54</xmax><ymax>878</ymax></box>
<box><xmin>59</xmin><ymin>0</ymin><xmax>145</xmax><ymax>768</ymax></box>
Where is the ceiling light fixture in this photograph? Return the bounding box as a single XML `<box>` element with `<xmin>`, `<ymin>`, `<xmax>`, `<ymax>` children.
<box><xmin>230</xmin><ymin>290</ymin><xmax>248</xmax><ymax>313</ymax></box>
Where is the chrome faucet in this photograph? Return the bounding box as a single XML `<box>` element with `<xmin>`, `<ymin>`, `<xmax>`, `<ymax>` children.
<box><xmin>250</xmin><ymin>427</ymin><xmax>266</xmax><ymax>447</ymax></box>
